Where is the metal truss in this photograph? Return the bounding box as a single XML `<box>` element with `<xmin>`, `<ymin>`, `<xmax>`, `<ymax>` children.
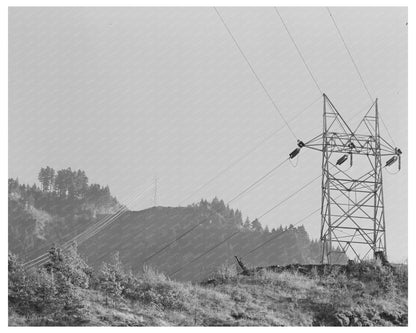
<box><xmin>290</xmin><ymin>94</ymin><xmax>401</xmax><ymax>263</ymax></box>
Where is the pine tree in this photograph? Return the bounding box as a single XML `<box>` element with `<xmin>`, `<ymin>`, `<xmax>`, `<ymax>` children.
<box><xmin>243</xmin><ymin>217</ymin><xmax>251</xmax><ymax>229</ymax></box>
<box><xmin>251</xmin><ymin>218</ymin><xmax>263</xmax><ymax>232</ymax></box>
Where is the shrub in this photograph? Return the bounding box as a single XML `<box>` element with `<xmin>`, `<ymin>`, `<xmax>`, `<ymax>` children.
<box><xmin>98</xmin><ymin>252</ymin><xmax>126</xmax><ymax>303</ymax></box>
<box><xmin>8</xmin><ymin>252</ymin><xmax>55</xmax><ymax>314</ymax></box>
<box><xmin>215</xmin><ymin>264</ymin><xmax>238</xmax><ymax>281</ymax></box>
<box><xmin>392</xmin><ymin>264</ymin><xmax>408</xmax><ymax>294</ymax></box>
<box><xmin>44</xmin><ymin>245</ymin><xmax>91</xmax><ymax>288</ymax></box>
<box><xmin>8</xmin><ymin>251</ymin><xmax>84</xmax><ymax>319</ymax></box>
<box><xmin>124</xmin><ymin>266</ymin><xmax>193</xmax><ymax>311</ymax></box>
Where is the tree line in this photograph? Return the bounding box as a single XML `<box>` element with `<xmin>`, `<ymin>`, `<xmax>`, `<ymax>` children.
<box><xmin>8</xmin><ymin>167</ymin><xmax>120</xmax><ymax>217</ymax></box>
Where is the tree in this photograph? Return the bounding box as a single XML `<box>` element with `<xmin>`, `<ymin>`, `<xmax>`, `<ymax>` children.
<box><xmin>54</xmin><ymin>168</ymin><xmax>74</xmax><ymax>197</ymax></box>
<box><xmin>251</xmin><ymin>218</ymin><xmax>263</xmax><ymax>232</ymax></box>
<box><xmin>234</xmin><ymin>209</ymin><xmax>243</xmax><ymax>226</ymax></box>
<box><xmin>38</xmin><ymin>168</ymin><xmax>48</xmax><ymax>192</ymax></box>
<box><xmin>38</xmin><ymin>166</ymin><xmax>55</xmax><ymax>192</ymax></box>
<box><xmin>73</xmin><ymin>170</ymin><xmax>88</xmax><ymax>198</ymax></box>
<box><xmin>8</xmin><ymin>178</ymin><xmax>20</xmax><ymax>195</ymax></box>
<box><xmin>47</xmin><ymin>167</ymin><xmax>55</xmax><ymax>192</ymax></box>
<box><xmin>99</xmin><ymin>252</ymin><xmax>125</xmax><ymax>304</ymax></box>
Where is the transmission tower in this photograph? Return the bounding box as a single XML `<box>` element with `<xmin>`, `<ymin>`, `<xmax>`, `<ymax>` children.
<box><xmin>290</xmin><ymin>94</ymin><xmax>402</xmax><ymax>263</ymax></box>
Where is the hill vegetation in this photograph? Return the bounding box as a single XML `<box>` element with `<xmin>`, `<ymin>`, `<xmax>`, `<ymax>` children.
<box><xmin>77</xmin><ymin>204</ymin><xmax>338</xmax><ymax>281</ymax></box>
<box><xmin>8</xmin><ymin>167</ymin><xmax>407</xmax><ymax>326</ymax></box>
<box><xmin>8</xmin><ymin>247</ymin><xmax>408</xmax><ymax>326</ymax></box>
<box><xmin>9</xmin><ymin>167</ymin><xmax>346</xmax><ymax>281</ymax></box>
<box><xmin>8</xmin><ymin>167</ymin><xmax>121</xmax><ymax>259</ymax></box>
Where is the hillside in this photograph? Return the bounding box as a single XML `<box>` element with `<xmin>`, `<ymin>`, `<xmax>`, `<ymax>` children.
<box><xmin>8</xmin><ymin>167</ymin><xmax>121</xmax><ymax>260</ymax></box>
<box><xmin>9</xmin><ymin>169</ymin><xmax>346</xmax><ymax>281</ymax></box>
<box><xmin>8</xmin><ymin>249</ymin><xmax>408</xmax><ymax>326</ymax></box>
<box><xmin>11</xmin><ymin>200</ymin><xmax>333</xmax><ymax>282</ymax></box>
<box><xmin>77</xmin><ymin>205</ymin><xmax>332</xmax><ymax>281</ymax></box>
<box><xmin>8</xmin><ymin>169</ymin><xmax>406</xmax><ymax>326</ymax></box>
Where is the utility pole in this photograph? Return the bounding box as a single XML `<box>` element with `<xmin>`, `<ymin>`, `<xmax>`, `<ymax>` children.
<box><xmin>290</xmin><ymin>94</ymin><xmax>401</xmax><ymax>263</ymax></box>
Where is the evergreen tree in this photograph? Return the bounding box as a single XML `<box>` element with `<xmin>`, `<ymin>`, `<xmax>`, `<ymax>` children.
<box><xmin>251</xmin><ymin>218</ymin><xmax>263</xmax><ymax>232</ymax></box>
<box><xmin>38</xmin><ymin>166</ymin><xmax>55</xmax><ymax>192</ymax></box>
<box><xmin>243</xmin><ymin>217</ymin><xmax>251</xmax><ymax>229</ymax></box>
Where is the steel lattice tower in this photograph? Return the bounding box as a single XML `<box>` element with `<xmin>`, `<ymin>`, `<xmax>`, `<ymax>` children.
<box><xmin>290</xmin><ymin>94</ymin><xmax>401</xmax><ymax>263</ymax></box>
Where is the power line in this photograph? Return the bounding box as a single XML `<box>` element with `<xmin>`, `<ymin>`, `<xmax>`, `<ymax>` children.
<box><xmin>242</xmin><ymin>207</ymin><xmax>320</xmax><ymax>259</ymax></box>
<box><xmin>326</xmin><ymin>7</ymin><xmax>373</xmax><ymax>102</ymax></box>
<box><xmin>274</xmin><ymin>7</ymin><xmax>323</xmax><ymax>95</ymax></box>
<box><xmin>178</xmin><ymin>95</ymin><xmax>321</xmax><ymax>206</ymax></box>
<box><xmin>178</xmin><ymin>129</ymin><xmax>278</xmax><ymax>206</ymax></box>
<box><xmin>170</xmin><ymin>169</ymin><xmax>327</xmax><ymax>278</ymax></box>
<box><xmin>170</xmin><ymin>230</ymin><xmax>241</xmax><ymax>277</ymax></box>
<box><xmin>227</xmin><ymin>158</ymin><xmax>289</xmax><ymax>204</ymax></box>
<box><xmin>142</xmin><ymin>157</ymin><xmax>290</xmax><ymax>265</ymax></box>
<box><xmin>256</xmin><ymin>173</ymin><xmax>321</xmax><ymax>220</ymax></box>
<box><xmin>24</xmin><ymin>182</ymin><xmax>156</xmax><ymax>268</ymax></box>
<box><xmin>241</xmin><ymin>188</ymin><xmax>342</xmax><ymax>260</ymax></box>
<box><xmin>214</xmin><ymin>7</ymin><xmax>297</xmax><ymax>140</ymax></box>
<box><xmin>379</xmin><ymin>113</ymin><xmax>397</xmax><ymax>147</ymax></box>
<box><xmin>327</xmin><ymin>7</ymin><xmax>397</xmax><ymax>148</ymax></box>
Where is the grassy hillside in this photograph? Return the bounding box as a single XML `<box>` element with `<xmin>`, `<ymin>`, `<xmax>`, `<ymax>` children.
<box><xmin>8</xmin><ymin>248</ymin><xmax>407</xmax><ymax>326</ymax></box>
<box><xmin>10</xmin><ymin>170</ymin><xmax>344</xmax><ymax>281</ymax></box>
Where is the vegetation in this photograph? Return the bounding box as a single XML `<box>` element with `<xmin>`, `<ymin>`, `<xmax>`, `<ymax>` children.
<box><xmin>9</xmin><ymin>167</ymin><xmax>346</xmax><ymax>282</ymax></box>
<box><xmin>8</xmin><ymin>247</ymin><xmax>407</xmax><ymax>326</ymax></box>
<box><xmin>10</xmin><ymin>167</ymin><xmax>398</xmax><ymax>326</ymax></box>
<box><xmin>9</xmin><ymin>167</ymin><xmax>120</xmax><ymax>217</ymax></box>
<box><xmin>8</xmin><ymin>167</ymin><xmax>121</xmax><ymax>258</ymax></box>
<box><xmin>76</xmin><ymin>203</ymin><xmax>345</xmax><ymax>281</ymax></box>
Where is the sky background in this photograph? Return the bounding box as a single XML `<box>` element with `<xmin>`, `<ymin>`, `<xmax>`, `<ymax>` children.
<box><xmin>9</xmin><ymin>7</ymin><xmax>408</xmax><ymax>262</ymax></box>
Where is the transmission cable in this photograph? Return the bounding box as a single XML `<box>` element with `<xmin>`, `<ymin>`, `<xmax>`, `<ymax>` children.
<box><xmin>241</xmin><ymin>189</ymin><xmax>342</xmax><ymax>260</ymax></box>
<box><xmin>327</xmin><ymin>7</ymin><xmax>373</xmax><ymax>102</ymax></box>
<box><xmin>178</xmin><ymin>95</ymin><xmax>321</xmax><ymax>206</ymax></box>
<box><xmin>142</xmin><ymin>157</ymin><xmax>290</xmax><ymax>265</ymax></box>
<box><xmin>24</xmin><ymin>182</ymin><xmax>155</xmax><ymax>268</ymax></box>
<box><xmin>257</xmin><ymin>173</ymin><xmax>321</xmax><ymax>221</ymax></box>
<box><xmin>379</xmin><ymin>113</ymin><xmax>397</xmax><ymax>147</ymax></box>
<box><xmin>242</xmin><ymin>207</ymin><xmax>320</xmax><ymax>259</ymax></box>
<box><xmin>214</xmin><ymin>7</ymin><xmax>297</xmax><ymax>140</ymax></box>
<box><xmin>25</xmin><ymin>185</ymin><xmax>153</xmax><ymax>266</ymax></box>
<box><xmin>274</xmin><ymin>7</ymin><xmax>323</xmax><ymax>95</ymax></box>
<box><xmin>170</xmin><ymin>230</ymin><xmax>241</xmax><ymax>277</ymax></box>
<box><xmin>226</xmin><ymin>157</ymin><xmax>289</xmax><ymax>204</ymax></box>
<box><xmin>170</xmin><ymin>170</ymin><xmax>331</xmax><ymax>277</ymax></box>
<box><xmin>327</xmin><ymin>7</ymin><xmax>398</xmax><ymax>148</ymax></box>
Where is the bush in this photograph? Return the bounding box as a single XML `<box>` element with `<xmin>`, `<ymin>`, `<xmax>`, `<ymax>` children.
<box><xmin>44</xmin><ymin>245</ymin><xmax>91</xmax><ymax>288</ymax></box>
<box><xmin>392</xmin><ymin>264</ymin><xmax>408</xmax><ymax>294</ymax></box>
<box><xmin>8</xmin><ymin>249</ymin><xmax>86</xmax><ymax>322</ymax></box>
<box><xmin>8</xmin><ymin>252</ymin><xmax>56</xmax><ymax>314</ymax></box>
<box><xmin>98</xmin><ymin>252</ymin><xmax>126</xmax><ymax>303</ymax></box>
<box><xmin>215</xmin><ymin>264</ymin><xmax>238</xmax><ymax>281</ymax></box>
<box><xmin>124</xmin><ymin>266</ymin><xmax>193</xmax><ymax>311</ymax></box>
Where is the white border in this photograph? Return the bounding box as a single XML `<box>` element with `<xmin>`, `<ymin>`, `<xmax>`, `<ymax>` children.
<box><xmin>1</xmin><ymin>1</ymin><xmax>413</xmax><ymax>331</ymax></box>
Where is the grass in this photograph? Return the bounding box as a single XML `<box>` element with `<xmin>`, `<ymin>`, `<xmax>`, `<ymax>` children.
<box><xmin>9</xmin><ymin>258</ymin><xmax>408</xmax><ymax>326</ymax></box>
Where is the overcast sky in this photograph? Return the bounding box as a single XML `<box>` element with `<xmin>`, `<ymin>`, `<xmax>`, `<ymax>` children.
<box><xmin>9</xmin><ymin>7</ymin><xmax>407</xmax><ymax>261</ymax></box>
